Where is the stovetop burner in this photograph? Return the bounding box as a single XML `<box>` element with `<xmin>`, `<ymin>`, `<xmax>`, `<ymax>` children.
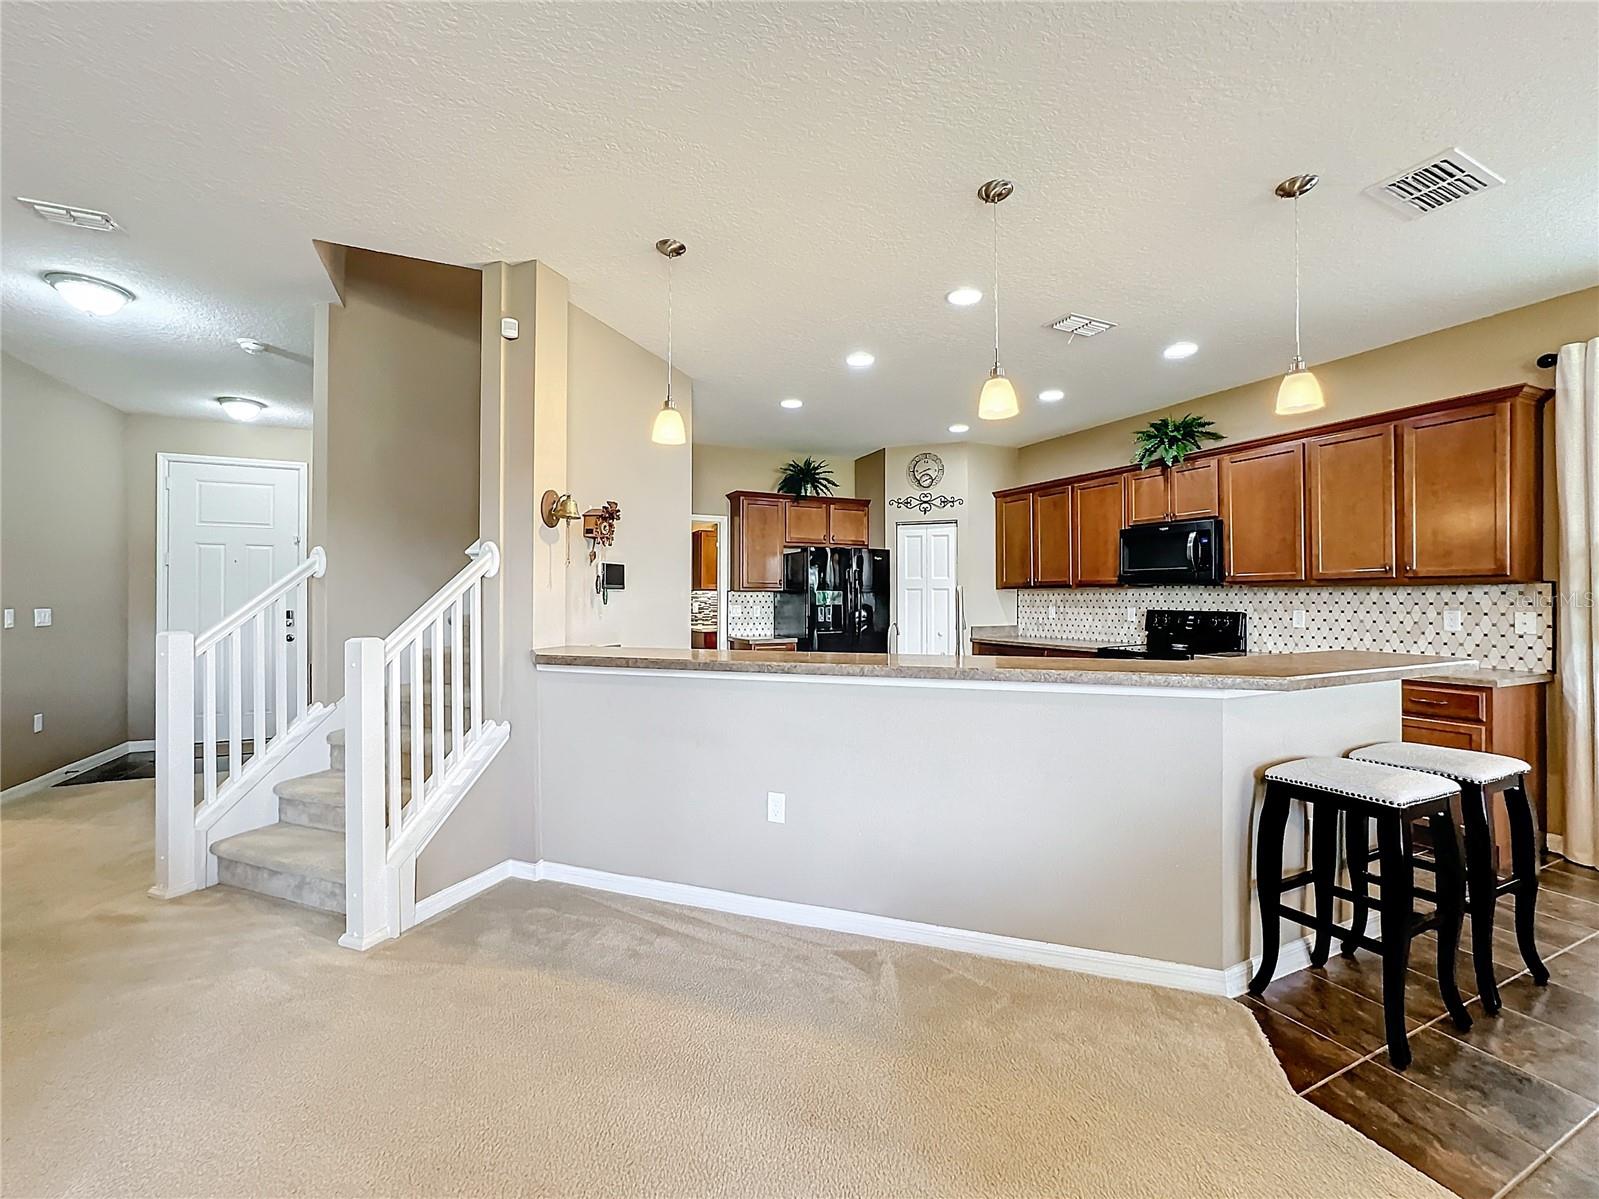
<box><xmin>1094</xmin><ymin>609</ymin><xmax>1247</xmax><ymax>661</ymax></box>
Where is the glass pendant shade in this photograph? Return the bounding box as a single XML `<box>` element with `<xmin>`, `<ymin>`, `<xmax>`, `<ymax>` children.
<box><xmin>651</xmin><ymin>401</ymin><xmax>686</xmax><ymax>445</ymax></box>
<box><xmin>1275</xmin><ymin>359</ymin><xmax>1325</xmax><ymax>415</ymax></box>
<box><xmin>978</xmin><ymin>368</ymin><xmax>1020</xmax><ymax>421</ymax></box>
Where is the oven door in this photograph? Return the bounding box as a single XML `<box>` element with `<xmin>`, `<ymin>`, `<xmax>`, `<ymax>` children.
<box><xmin>1118</xmin><ymin>518</ymin><xmax>1223</xmax><ymax>585</ymax></box>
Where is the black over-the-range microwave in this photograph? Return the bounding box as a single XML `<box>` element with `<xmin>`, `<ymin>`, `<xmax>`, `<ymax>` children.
<box><xmin>1118</xmin><ymin>517</ymin><xmax>1224</xmax><ymax>586</ymax></box>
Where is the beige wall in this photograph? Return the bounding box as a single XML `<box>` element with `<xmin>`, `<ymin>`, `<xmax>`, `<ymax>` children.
<box><xmin>123</xmin><ymin>416</ymin><xmax>313</xmax><ymax>740</ymax></box>
<box><xmin>1</xmin><ymin>355</ymin><xmax>129</xmax><ymax>788</ymax></box>
<box><xmin>312</xmin><ymin>248</ymin><xmax>481</xmax><ymax>700</ymax></box>
<box><xmin>854</xmin><ymin>449</ymin><xmax>886</xmax><ymax>548</ymax></box>
<box><xmin>691</xmin><ymin>443</ymin><xmax>856</xmax><ymax>515</ymax></box>
<box><xmin>1016</xmin><ymin>286</ymin><xmax>1599</xmax><ymax>484</ymax></box>
<box><xmin>567</xmin><ymin>307</ymin><xmax>694</xmax><ymax>649</ymax></box>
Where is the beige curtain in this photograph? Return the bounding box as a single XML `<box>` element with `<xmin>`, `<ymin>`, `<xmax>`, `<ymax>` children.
<box><xmin>1555</xmin><ymin>340</ymin><xmax>1598</xmax><ymax>866</ymax></box>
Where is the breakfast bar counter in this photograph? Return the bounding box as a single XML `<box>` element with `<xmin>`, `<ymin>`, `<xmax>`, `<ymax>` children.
<box><xmin>532</xmin><ymin>646</ymin><xmax>1472</xmax><ymax>995</ymax></box>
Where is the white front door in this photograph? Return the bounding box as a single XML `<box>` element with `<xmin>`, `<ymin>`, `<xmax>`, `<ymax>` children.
<box><xmin>895</xmin><ymin>521</ymin><xmax>958</xmax><ymax>655</ymax></box>
<box><xmin>161</xmin><ymin>456</ymin><xmax>305</xmax><ymax>740</ymax></box>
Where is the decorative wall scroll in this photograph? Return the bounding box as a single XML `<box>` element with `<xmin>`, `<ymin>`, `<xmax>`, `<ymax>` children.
<box><xmin>889</xmin><ymin>493</ymin><xmax>965</xmax><ymax>516</ymax></box>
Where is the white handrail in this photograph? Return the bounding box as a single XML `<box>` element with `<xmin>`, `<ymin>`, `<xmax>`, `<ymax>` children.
<box><xmin>383</xmin><ymin>541</ymin><xmax>499</xmax><ymax>658</ymax></box>
<box><xmin>197</xmin><ymin>546</ymin><xmax>328</xmax><ymax>653</ymax></box>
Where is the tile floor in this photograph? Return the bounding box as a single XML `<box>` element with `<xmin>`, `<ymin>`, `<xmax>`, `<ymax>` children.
<box><xmin>1242</xmin><ymin>858</ymin><xmax>1599</xmax><ymax>1199</ymax></box>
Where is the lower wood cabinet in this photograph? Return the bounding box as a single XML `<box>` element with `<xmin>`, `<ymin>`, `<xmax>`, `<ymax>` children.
<box><xmin>995</xmin><ymin>492</ymin><xmax>1034</xmax><ymax>588</ymax></box>
<box><xmin>1070</xmin><ymin>477</ymin><xmax>1123</xmax><ymax>586</ymax></box>
<box><xmin>1220</xmin><ymin>441</ymin><xmax>1305</xmax><ymax>582</ymax></box>
<box><xmin>1307</xmin><ymin>425</ymin><xmax>1396</xmax><ymax>580</ymax></box>
<box><xmin>1031</xmin><ymin>483</ymin><xmax>1073</xmax><ymax>586</ymax></box>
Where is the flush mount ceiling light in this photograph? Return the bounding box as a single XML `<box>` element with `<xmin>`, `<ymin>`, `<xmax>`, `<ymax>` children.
<box><xmin>780</xmin><ymin>397</ymin><xmax>803</xmax><ymax>409</ymax></box>
<box><xmin>946</xmin><ymin>286</ymin><xmax>983</xmax><ymax>307</ymax></box>
<box><xmin>975</xmin><ymin>179</ymin><xmax>1019</xmax><ymax>420</ymax></box>
<box><xmin>235</xmin><ymin>337</ymin><xmax>269</xmax><ymax>355</ymax></box>
<box><xmin>1273</xmin><ymin>174</ymin><xmax>1326</xmax><ymax>416</ymax></box>
<box><xmin>845</xmin><ymin>350</ymin><xmax>876</xmax><ymax>369</ymax></box>
<box><xmin>43</xmin><ymin>271</ymin><xmax>134</xmax><ymax>316</ymax></box>
<box><xmin>216</xmin><ymin>397</ymin><xmax>266</xmax><ymax>422</ymax></box>
<box><xmin>1163</xmin><ymin>341</ymin><xmax>1199</xmax><ymax>360</ymax></box>
<box><xmin>948</xmin><ymin>423</ymin><xmax>970</xmax><ymax>434</ymax></box>
<box><xmin>1038</xmin><ymin>388</ymin><xmax>1065</xmax><ymax>403</ymax></box>
<box><xmin>650</xmin><ymin>238</ymin><xmax>688</xmax><ymax>446</ymax></box>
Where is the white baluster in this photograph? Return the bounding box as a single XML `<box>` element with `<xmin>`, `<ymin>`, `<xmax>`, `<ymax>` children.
<box><xmin>341</xmin><ymin>637</ymin><xmax>392</xmax><ymax>949</ymax></box>
<box><xmin>252</xmin><ymin>611</ymin><xmax>267</xmax><ymax>759</ymax></box>
<box><xmin>293</xmin><ymin>579</ymin><xmax>309</xmax><ymax>720</ymax></box>
<box><xmin>470</xmin><ymin>579</ymin><xmax>483</xmax><ymax>737</ymax></box>
<box><xmin>227</xmin><ymin>630</ymin><xmax>243</xmax><ymax>783</ymax></box>
<box><xmin>449</xmin><ymin>595</ymin><xmax>464</xmax><ymax>764</ymax></box>
<box><xmin>202</xmin><ymin>649</ymin><xmax>218</xmax><ymax>804</ymax></box>
<box><xmin>273</xmin><ymin>596</ymin><xmax>288</xmax><ymax>743</ymax></box>
<box><xmin>430</xmin><ymin>615</ymin><xmax>445</xmax><ymax>783</ymax></box>
<box><xmin>152</xmin><ymin>631</ymin><xmax>197</xmax><ymax>898</ymax></box>
<box><xmin>386</xmin><ymin>656</ymin><xmax>401</xmax><ymax>835</ymax></box>
<box><xmin>409</xmin><ymin>637</ymin><xmax>424</xmax><ymax>811</ymax></box>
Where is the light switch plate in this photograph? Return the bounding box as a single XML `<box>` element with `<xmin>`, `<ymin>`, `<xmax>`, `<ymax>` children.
<box><xmin>766</xmin><ymin>791</ymin><xmax>786</xmax><ymax>824</ymax></box>
<box><xmin>32</xmin><ymin>608</ymin><xmax>51</xmax><ymax>627</ymax></box>
<box><xmin>32</xmin><ymin>713</ymin><xmax>43</xmax><ymax>733</ymax></box>
<box><xmin>1443</xmin><ymin>610</ymin><xmax>1464</xmax><ymax>633</ymax></box>
<box><xmin>1514</xmin><ymin>612</ymin><xmax>1538</xmax><ymax>634</ymax></box>
<box><xmin>2</xmin><ymin>609</ymin><xmax>12</xmax><ymax>629</ymax></box>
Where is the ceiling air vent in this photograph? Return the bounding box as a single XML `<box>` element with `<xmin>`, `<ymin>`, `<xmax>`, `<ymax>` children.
<box><xmin>1364</xmin><ymin>148</ymin><xmax>1504</xmax><ymax>219</ymax></box>
<box><xmin>1049</xmin><ymin>312</ymin><xmax>1117</xmax><ymax>338</ymax></box>
<box><xmin>15</xmin><ymin>196</ymin><xmax>121</xmax><ymax>231</ymax></box>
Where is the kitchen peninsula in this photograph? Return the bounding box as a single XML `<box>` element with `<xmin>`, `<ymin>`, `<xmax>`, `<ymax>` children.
<box><xmin>532</xmin><ymin>645</ymin><xmax>1473</xmax><ymax>995</ymax></box>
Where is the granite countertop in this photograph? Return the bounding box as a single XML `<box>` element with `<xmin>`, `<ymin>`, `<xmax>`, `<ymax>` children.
<box><xmin>966</xmin><ymin>625</ymin><xmax>1137</xmax><ymax>652</ymax></box>
<box><xmin>1413</xmin><ymin>666</ymin><xmax>1554</xmax><ymax>689</ymax></box>
<box><xmin>534</xmin><ymin>646</ymin><xmax>1477</xmax><ymax>692</ymax></box>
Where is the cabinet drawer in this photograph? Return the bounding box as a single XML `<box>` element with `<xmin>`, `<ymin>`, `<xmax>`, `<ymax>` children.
<box><xmin>1403</xmin><ymin>716</ymin><xmax>1488</xmax><ymax>751</ymax></box>
<box><xmin>1402</xmin><ymin>683</ymin><xmax>1487</xmax><ymax>723</ymax></box>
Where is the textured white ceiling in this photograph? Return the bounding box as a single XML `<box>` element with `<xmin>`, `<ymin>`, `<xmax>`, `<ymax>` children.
<box><xmin>2</xmin><ymin>2</ymin><xmax>1595</xmax><ymax>447</ymax></box>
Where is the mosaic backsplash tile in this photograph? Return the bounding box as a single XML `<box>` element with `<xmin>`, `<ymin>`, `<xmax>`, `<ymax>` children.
<box><xmin>727</xmin><ymin>592</ymin><xmax>776</xmax><ymax>639</ymax></box>
<box><xmin>690</xmin><ymin>590</ymin><xmax>718</xmax><ymax>629</ymax></box>
<box><xmin>1016</xmin><ymin>583</ymin><xmax>1553</xmax><ymax>672</ymax></box>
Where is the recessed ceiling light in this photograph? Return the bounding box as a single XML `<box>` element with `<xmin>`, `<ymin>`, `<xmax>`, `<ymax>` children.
<box><xmin>236</xmin><ymin>337</ymin><xmax>269</xmax><ymax>355</ymax></box>
<box><xmin>780</xmin><ymin>397</ymin><xmax>803</xmax><ymax>409</ymax></box>
<box><xmin>1038</xmin><ymin>388</ymin><xmax>1065</xmax><ymax>403</ymax></box>
<box><xmin>1163</xmin><ymin>341</ymin><xmax>1199</xmax><ymax>360</ymax></box>
<box><xmin>845</xmin><ymin>350</ymin><xmax>875</xmax><ymax>368</ymax></box>
<box><xmin>42</xmin><ymin>271</ymin><xmax>134</xmax><ymax>316</ymax></box>
<box><xmin>217</xmin><ymin>397</ymin><xmax>266</xmax><ymax>422</ymax></box>
<box><xmin>946</xmin><ymin>287</ymin><xmax>983</xmax><ymax>307</ymax></box>
<box><xmin>948</xmin><ymin>423</ymin><xmax>970</xmax><ymax>434</ymax></box>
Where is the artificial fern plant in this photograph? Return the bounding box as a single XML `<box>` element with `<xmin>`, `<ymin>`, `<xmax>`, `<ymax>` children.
<box><xmin>775</xmin><ymin>456</ymin><xmax>838</xmax><ymax>497</ymax></box>
<box><xmin>1131</xmin><ymin>414</ymin><xmax>1224</xmax><ymax>470</ymax></box>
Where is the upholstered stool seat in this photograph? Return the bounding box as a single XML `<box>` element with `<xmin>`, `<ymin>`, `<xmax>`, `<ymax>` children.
<box><xmin>1251</xmin><ymin>756</ymin><xmax>1470</xmax><ymax>1070</ymax></box>
<box><xmin>1345</xmin><ymin>742</ymin><xmax>1548</xmax><ymax>1010</ymax></box>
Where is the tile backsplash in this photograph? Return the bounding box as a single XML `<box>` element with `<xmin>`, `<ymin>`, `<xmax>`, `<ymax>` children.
<box><xmin>1017</xmin><ymin>583</ymin><xmax>1554</xmax><ymax>672</ymax></box>
<box><xmin>691</xmin><ymin>590</ymin><xmax>718</xmax><ymax>629</ymax></box>
<box><xmin>727</xmin><ymin>592</ymin><xmax>776</xmax><ymax>639</ymax></box>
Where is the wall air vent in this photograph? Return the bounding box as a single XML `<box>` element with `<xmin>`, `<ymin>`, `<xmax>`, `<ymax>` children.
<box><xmin>1049</xmin><ymin>312</ymin><xmax>1117</xmax><ymax>338</ymax></box>
<box><xmin>15</xmin><ymin>197</ymin><xmax>120</xmax><ymax>231</ymax></box>
<box><xmin>1364</xmin><ymin>148</ymin><xmax>1504</xmax><ymax>219</ymax></box>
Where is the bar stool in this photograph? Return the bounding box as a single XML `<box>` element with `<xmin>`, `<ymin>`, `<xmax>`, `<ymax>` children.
<box><xmin>1348</xmin><ymin>743</ymin><xmax>1549</xmax><ymax>1013</ymax></box>
<box><xmin>1249</xmin><ymin>757</ymin><xmax>1472</xmax><ymax>1070</ymax></box>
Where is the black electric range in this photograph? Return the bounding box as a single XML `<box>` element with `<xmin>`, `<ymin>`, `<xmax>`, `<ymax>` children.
<box><xmin>1094</xmin><ymin>609</ymin><xmax>1247</xmax><ymax>661</ymax></box>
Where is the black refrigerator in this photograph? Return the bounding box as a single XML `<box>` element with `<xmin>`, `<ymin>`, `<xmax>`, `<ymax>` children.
<box><xmin>774</xmin><ymin>547</ymin><xmax>891</xmax><ymax>653</ymax></box>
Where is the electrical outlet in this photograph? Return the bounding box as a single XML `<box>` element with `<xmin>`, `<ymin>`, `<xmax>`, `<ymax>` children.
<box><xmin>32</xmin><ymin>713</ymin><xmax>44</xmax><ymax>733</ymax></box>
<box><xmin>1443</xmin><ymin>610</ymin><xmax>1464</xmax><ymax>633</ymax></box>
<box><xmin>2</xmin><ymin>609</ymin><xmax>12</xmax><ymax>629</ymax></box>
<box><xmin>766</xmin><ymin>791</ymin><xmax>786</xmax><ymax>824</ymax></box>
<box><xmin>1514</xmin><ymin>612</ymin><xmax>1538</xmax><ymax>635</ymax></box>
<box><xmin>1125</xmin><ymin>607</ymin><xmax>1137</xmax><ymax>623</ymax></box>
<box><xmin>1047</xmin><ymin>604</ymin><xmax>1057</xmax><ymax>619</ymax></box>
<box><xmin>33</xmin><ymin>608</ymin><xmax>51</xmax><ymax>627</ymax></box>
<box><xmin>1292</xmin><ymin>610</ymin><xmax>1308</xmax><ymax>629</ymax></box>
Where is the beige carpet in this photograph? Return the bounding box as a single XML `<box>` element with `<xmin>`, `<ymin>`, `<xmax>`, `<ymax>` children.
<box><xmin>1</xmin><ymin>779</ymin><xmax>1448</xmax><ymax>1198</ymax></box>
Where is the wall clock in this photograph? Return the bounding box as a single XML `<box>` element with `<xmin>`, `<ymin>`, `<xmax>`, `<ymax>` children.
<box><xmin>907</xmin><ymin>452</ymin><xmax>945</xmax><ymax>490</ymax></box>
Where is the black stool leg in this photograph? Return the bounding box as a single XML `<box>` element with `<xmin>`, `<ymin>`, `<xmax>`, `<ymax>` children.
<box><xmin>1377</xmin><ymin>813</ymin><xmax>1415</xmax><ymax>1070</ymax></box>
<box><xmin>1504</xmin><ymin>776</ymin><xmax>1550</xmax><ymax>985</ymax></box>
<box><xmin>1249</xmin><ymin>784</ymin><xmax>1293</xmax><ymax>996</ymax></box>
<box><xmin>1429</xmin><ymin>811</ymin><xmax>1473</xmax><ymax>1031</ymax></box>
<box><xmin>1457</xmin><ymin>782</ymin><xmax>1503</xmax><ymax>1014</ymax></box>
<box><xmin>1342</xmin><ymin>813</ymin><xmax>1369</xmax><ymax>957</ymax></box>
<box><xmin>1310</xmin><ymin>806</ymin><xmax>1338</xmax><ymax>968</ymax></box>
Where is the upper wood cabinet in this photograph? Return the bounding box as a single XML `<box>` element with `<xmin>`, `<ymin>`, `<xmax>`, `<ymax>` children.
<box><xmin>1306</xmin><ymin>425</ymin><xmax>1397</xmax><ymax>580</ymax></box>
<box><xmin>729</xmin><ymin>492</ymin><xmax>787</xmax><ymax>591</ymax></box>
<box><xmin>995</xmin><ymin>492</ymin><xmax>1034</xmax><ymax>588</ymax></box>
<box><xmin>1169</xmin><ymin>459</ymin><xmax>1220</xmax><ymax>519</ymax></box>
<box><xmin>1071</xmin><ymin>477</ymin><xmax>1124</xmax><ymax>586</ymax></box>
<box><xmin>785</xmin><ymin>500</ymin><xmax>829</xmax><ymax>546</ymax></box>
<box><xmin>1220</xmin><ymin>441</ymin><xmax>1306</xmax><ymax>582</ymax></box>
<box><xmin>827</xmin><ymin>500</ymin><xmax>871</xmax><ymax>547</ymax></box>
<box><xmin>1125</xmin><ymin>469</ymin><xmax>1169</xmax><ymax>525</ymax></box>
<box><xmin>1032</xmin><ymin>483</ymin><xmax>1073</xmax><ymax>586</ymax></box>
<box><xmin>691</xmin><ymin>527</ymin><xmax>718</xmax><ymax>591</ymax></box>
<box><xmin>1400</xmin><ymin>398</ymin><xmax>1541</xmax><ymax>581</ymax></box>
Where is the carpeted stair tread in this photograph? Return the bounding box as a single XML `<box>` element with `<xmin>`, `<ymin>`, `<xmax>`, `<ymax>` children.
<box><xmin>213</xmin><ymin>822</ymin><xmax>344</xmax><ymax>883</ymax></box>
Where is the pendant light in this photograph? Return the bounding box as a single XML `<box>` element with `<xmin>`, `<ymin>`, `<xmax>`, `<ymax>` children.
<box><xmin>1274</xmin><ymin>174</ymin><xmax>1325</xmax><ymax>415</ymax></box>
<box><xmin>650</xmin><ymin>238</ymin><xmax>688</xmax><ymax>445</ymax></box>
<box><xmin>976</xmin><ymin>179</ymin><xmax>1020</xmax><ymax>420</ymax></box>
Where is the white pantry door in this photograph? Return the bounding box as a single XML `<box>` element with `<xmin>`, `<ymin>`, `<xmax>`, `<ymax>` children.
<box><xmin>161</xmin><ymin>456</ymin><xmax>305</xmax><ymax>741</ymax></box>
<box><xmin>895</xmin><ymin>522</ymin><xmax>958</xmax><ymax>655</ymax></box>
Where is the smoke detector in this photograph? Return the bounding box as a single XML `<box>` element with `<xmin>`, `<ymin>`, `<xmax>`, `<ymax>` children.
<box><xmin>1364</xmin><ymin>148</ymin><xmax>1504</xmax><ymax>219</ymax></box>
<box><xmin>1049</xmin><ymin>312</ymin><xmax>1117</xmax><ymax>339</ymax></box>
<box><xmin>15</xmin><ymin>197</ymin><xmax>120</xmax><ymax>231</ymax></box>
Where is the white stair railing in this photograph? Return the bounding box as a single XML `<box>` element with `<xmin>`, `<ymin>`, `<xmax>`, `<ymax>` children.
<box><xmin>152</xmin><ymin>547</ymin><xmax>329</xmax><ymax>898</ymax></box>
<box><xmin>342</xmin><ymin>541</ymin><xmax>509</xmax><ymax>950</ymax></box>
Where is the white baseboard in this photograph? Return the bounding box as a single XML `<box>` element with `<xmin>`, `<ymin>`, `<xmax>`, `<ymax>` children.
<box><xmin>1</xmin><ymin>740</ymin><xmax>155</xmax><ymax>805</ymax></box>
<box><xmin>413</xmin><ymin>857</ymin><xmax>538</xmax><ymax>925</ymax></box>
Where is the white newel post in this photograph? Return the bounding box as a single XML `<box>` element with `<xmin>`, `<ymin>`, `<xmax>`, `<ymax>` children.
<box><xmin>341</xmin><ymin>637</ymin><xmax>392</xmax><ymax>950</ymax></box>
<box><xmin>151</xmin><ymin>631</ymin><xmax>197</xmax><ymax>899</ymax></box>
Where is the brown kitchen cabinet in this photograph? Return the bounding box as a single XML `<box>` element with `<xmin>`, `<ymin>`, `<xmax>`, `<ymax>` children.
<box><xmin>691</xmin><ymin>528</ymin><xmax>719</xmax><ymax>590</ymax></box>
<box><xmin>1070</xmin><ymin>476</ymin><xmax>1124</xmax><ymax>586</ymax></box>
<box><xmin>827</xmin><ymin>500</ymin><xmax>871</xmax><ymax>547</ymax></box>
<box><xmin>1403</xmin><ymin>679</ymin><xmax>1549</xmax><ymax>867</ymax></box>
<box><xmin>728</xmin><ymin>492</ymin><xmax>788</xmax><ymax>591</ymax></box>
<box><xmin>970</xmin><ymin>640</ymin><xmax>1099</xmax><ymax>659</ymax></box>
<box><xmin>1220</xmin><ymin>441</ymin><xmax>1306</xmax><ymax>582</ymax></box>
<box><xmin>1307</xmin><ymin>424</ymin><xmax>1397</xmax><ymax>580</ymax></box>
<box><xmin>785</xmin><ymin>500</ymin><xmax>829</xmax><ymax>546</ymax></box>
<box><xmin>995</xmin><ymin>492</ymin><xmax>1034</xmax><ymax>588</ymax></box>
<box><xmin>1125</xmin><ymin>460</ymin><xmax>1219</xmax><ymax>525</ymax></box>
<box><xmin>1032</xmin><ymin>483</ymin><xmax>1073</xmax><ymax>586</ymax></box>
<box><xmin>690</xmin><ymin>629</ymin><xmax>718</xmax><ymax>650</ymax></box>
<box><xmin>1125</xmin><ymin>469</ymin><xmax>1169</xmax><ymax>525</ymax></box>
